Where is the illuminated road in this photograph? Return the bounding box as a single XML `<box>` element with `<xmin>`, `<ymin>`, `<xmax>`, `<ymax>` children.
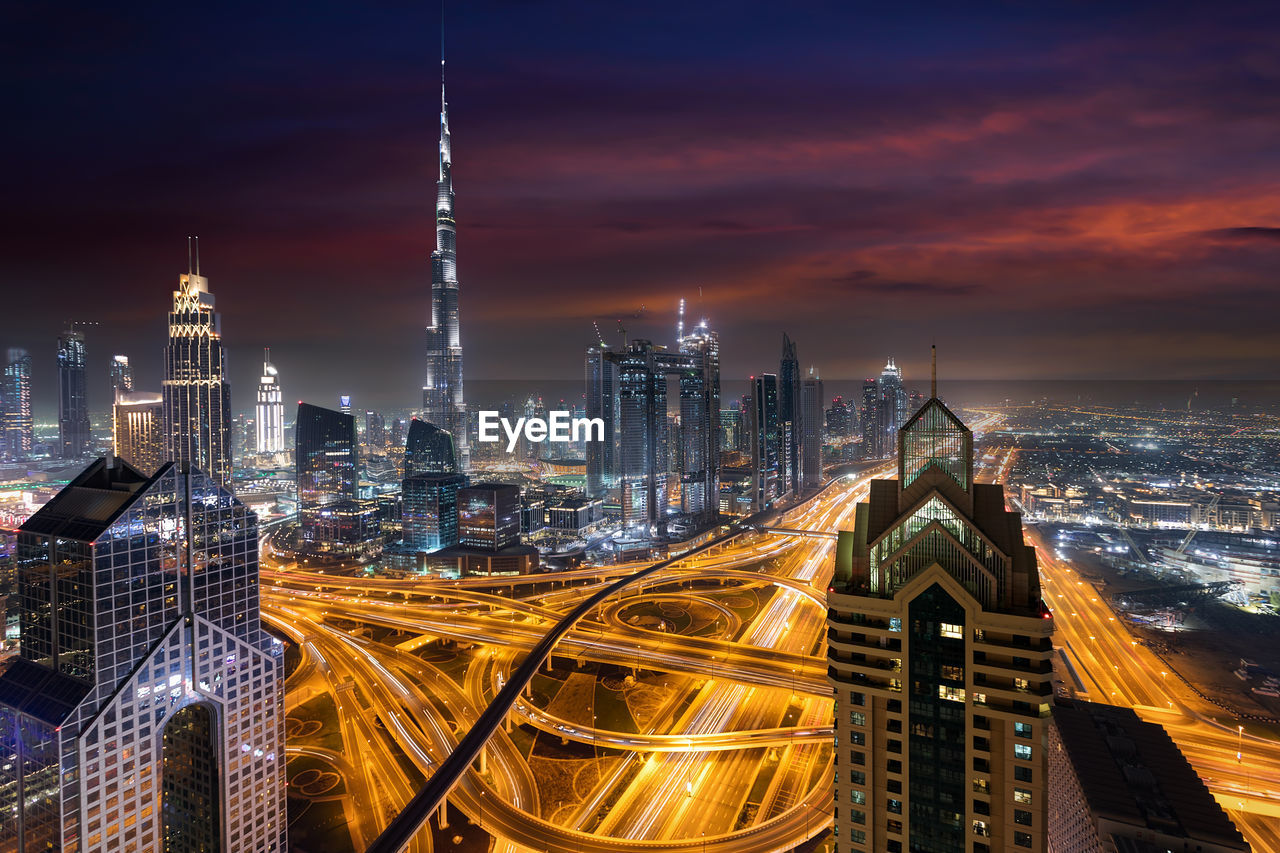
<box><xmin>987</xmin><ymin>443</ymin><xmax>1280</xmax><ymax>851</ymax></box>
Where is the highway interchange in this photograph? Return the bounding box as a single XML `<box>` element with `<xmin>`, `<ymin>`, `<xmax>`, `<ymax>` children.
<box><xmin>265</xmin><ymin>416</ymin><xmax>1280</xmax><ymax>852</ymax></box>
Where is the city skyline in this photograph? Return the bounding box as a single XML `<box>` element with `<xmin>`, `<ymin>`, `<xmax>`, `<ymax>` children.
<box><xmin>4</xmin><ymin>2</ymin><xmax>1280</xmax><ymax>418</ymax></box>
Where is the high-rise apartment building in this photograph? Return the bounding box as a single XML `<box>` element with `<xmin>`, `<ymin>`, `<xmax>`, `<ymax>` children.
<box><xmin>748</xmin><ymin>373</ymin><xmax>781</xmax><ymax>512</ymax></box>
<box><xmin>860</xmin><ymin>379</ymin><xmax>879</xmax><ymax>458</ymax></box>
<box><xmin>829</xmin><ymin>381</ymin><xmax>1052</xmax><ymax>853</ymax></box>
<box><xmin>110</xmin><ymin>354</ymin><xmax>133</xmax><ymax>399</ymax></box>
<box><xmin>800</xmin><ymin>371</ymin><xmax>824</xmax><ymax>490</ymax></box>
<box><xmin>162</xmin><ymin>247</ymin><xmax>233</xmax><ymax>488</ymax></box>
<box><xmin>365</xmin><ymin>410</ymin><xmax>386</xmax><ymax>450</ymax></box>
<box><xmin>113</xmin><ymin>390</ymin><xmax>165</xmax><ymax>475</ymax></box>
<box><xmin>604</xmin><ymin>338</ymin><xmax>720</xmax><ymax>533</ymax></box>
<box><xmin>0</xmin><ymin>458</ymin><xmax>285</xmax><ymax>852</ymax></box>
<box><xmin>827</xmin><ymin>395</ymin><xmax>852</xmax><ymax>440</ymax></box>
<box><xmin>779</xmin><ymin>333</ymin><xmax>801</xmax><ymax>494</ymax></box>
<box><xmin>57</xmin><ymin>327</ymin><xmax>91</xmax><ymax>458</ymax></box>
<box><xmin>404</xmin><ymin>418</ymin><xmax>458</xmax><ymax>476</ymax></box>
<box><xmin>2</xmin><ymin>348</ymin><xmax>33</xmax><ymax>460</ymax></box>
<box><xmin>423</xmin><ymin>63</ymin><xmax>470</xmax><ymax>471</ymax></box>
<box><xmin>585</xmin><ymin>344</ymin><xmax>618</xmax><ymax>499</ymax></box>
<box><xmin>255</xmin><ymin>349</ymin><xmax>284</xmax><ymax>454</ymax></box>
<box><xmin>678</xmin><ymin>321</ymin><xmax>721</xmax><ymax>521</ymax></box>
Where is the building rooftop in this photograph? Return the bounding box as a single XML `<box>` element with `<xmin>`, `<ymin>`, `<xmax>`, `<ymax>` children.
<box><xmin>19</xmin><ymin>457</ymin><xmax>157</xmax><ymax>542</ymax></box>
<box><xmin>0</xmin><ymin>658</ymin><xmax>91</xmax><ymax>727</ymax></box>
<box><xmin>1053</xmin><ymin>700</ymin><xmax>1248</xmax><ymax>850</ymax></box>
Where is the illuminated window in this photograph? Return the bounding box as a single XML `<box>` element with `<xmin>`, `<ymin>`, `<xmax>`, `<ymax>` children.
<box><xmin>1014</xmin><ymin>788</ymin><xmax>1032</xmax><ymax>804</ymax></box>
<box><xmin>1014</xmin><ymin>722</ymin><xmax>1032</xmax><ymax>738</ymax></box>
<box><xmin>940</xmin><ymin>623</ymin><xmax>963</xmax><ymax>639</ymax></box>
<box><xmin>938</xmin><ymin>685</ymin><xmax>966</xmax><ymax>702</ymax></box>
<box><xmin>1014</xmin><ymin>744</ymin><xmax>1033</xmax><ymax>761</ymax></box>
<box><xmin>850</xmin><ymin>711</ymin><xmax>865</xmax><ymax>726</ymax></box>
<box><xmin>972</xmin><ymin>820</ymin><xmax>990</xmax><ymax>837</ymax></box>
<box><xmin>941</xmin><ymin>664</ymin><xmax>964</xmax><ymax>681</ymax></box>
<box><xmin>851</xmin><ymin>790</ymin><xmax>865</xmax><ymax>805</ymax></box>
<box><xmin>972</xmin><ymin>692</ymin><xmax>987</xmax><ymax>706</ymax></box>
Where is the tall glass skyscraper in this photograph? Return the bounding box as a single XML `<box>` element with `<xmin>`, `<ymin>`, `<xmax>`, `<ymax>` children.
<box><xmin>57</xmin><ymin>327</ymin><xmax>91</xmax><ymax>459</ymax></box>
<box><xmin>584</xmin><ymin>344</ymin><xmax>617</xmax><ymax>499</ymax></box>
<box><xmin>423</xmin><ymin>62</ymin><xmax>470</xmax><ymax>470</ymax></box>
<box><xmin>779</xmin><ymin>333</ymin><xmax>801</xmax><ymax>495</ymax></box>
<box><xmin>800</xmin><ymin>371</ymin><xmax>824</xmax><ymax>490</ymax></box>
<box><xmin>255</xmin><ymin>349</ymin><xmax>284</xmax><ymax>454</ymax></box>
<box><xmin>113</xmin><ymin>390</ymin><xmax>165</xmax><ymax>475</ymax></box>
<box><xmin>748</xmin><ymin>373</ymin><xmax>781</xmax><ymax>512</ymax></box>
<box><xmin>404</xmin><ymin>418</ymin><xmax>457</xmax><ymax>476</ymax></box>
<box><xmin>110</xmin><ymin>354</ymin><xmax>133</xmax><ymax>399</ymax></box>
<box><xmin>678</xmin><ymin>321</ymin><xmax>721</xmax><ymax>521</ymax></box>
<box><xmin>829</xmin><ymin>383</ymin><xmax>1052</xmax><ymax>853</ymax></box>
<box><xmin>162</xmin><ymin>249</ymin><xmax>233</xmax><ymax>488</ymax></box>
<box><xmin>1</xmin><ymin>347</ymin><xmax>33</xmax><ymax>460</ymax></box>
<box><xmin>295</xmin><ymin>402</ymin><xmax>358</xmax><ymax>512</ymax></box>
<box><xmin>0</xmin><ymin>458</ymin><xmax>285</xmax><ymax>852</ymax></box>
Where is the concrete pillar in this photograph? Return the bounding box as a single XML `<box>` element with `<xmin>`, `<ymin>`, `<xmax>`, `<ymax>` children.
<box><xmin>480</xmin><ymin>744</ymin><xmax>487</xmax><ymax>774</ymax></box>
<box><xmin>438</xmin><ymin>799</ymin><xmax>448</xmax><ymax>829</ymax></box>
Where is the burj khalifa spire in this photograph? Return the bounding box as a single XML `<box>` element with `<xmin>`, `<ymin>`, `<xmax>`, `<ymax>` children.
<box><xmin>423</xmin><ymin>56</ymin><xmax>470</xmax><ymax>469</ymax></box>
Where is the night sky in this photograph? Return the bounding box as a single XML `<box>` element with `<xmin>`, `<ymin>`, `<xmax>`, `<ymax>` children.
<box><xmin>4</xmin><ymin>1</ymin><xmax>1280</xmax><ymax>417</ymax></box>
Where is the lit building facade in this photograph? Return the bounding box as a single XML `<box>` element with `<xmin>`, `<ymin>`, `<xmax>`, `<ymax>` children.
<box><xmin>829</xmin><ymin>392</ymin><xmax>1052</xmax><ymax>853</ymax></box>
<box><xmin>402</xmin><ymin>472</ymin><xmax>468</xmax><ymax>552</ymax></box>
<box><xmin>457</xmin><ymin>482</ymin><xmax>520</xmax><ymax>550</ymax></box>
<box><xmin>423</xmin><ymin>65</ymin><xmax>470</xmax><ymax>470</ymax></box>
<box><xmin>255</xmin><ymin>349</ymin><xmax>284</xmax><ymax>454</ymax></box>
<box><xmin>678</xmin><ymin>322</ymin><xmax>721</xmax><ymax>522</ymax></box>
<box><xmin>110</xmin><ymin>354</ymin><xmax>133</xmax><ymax>398</ymax></box>
<box><xmin>0</xmin><ymin>458</ymin><xmax>285</xmax><ymax>852</ymax></box>
<box><xmin>295</xmin><ymin>402</ymin><xmax>358</xmax><ymax>516</ymax></box>
<box><xmin>748</xmin><ymin>373</ymin><xmax>781</xmax><ymax>512</ymax></box>
<box><xmin>780</xmin><ymin>333</ymin><xmax>801</xmax><ymax>494</ymax></box>
<box><xmin>162</xmin><ymin>252</ymin><xmax>233</xmax><ymax>488</ymax></box>
<box><xmin>113</xmin><ymin>390</ymin><xmax>165</xmax><ymax>475</ymax></box>
<box><xmin>57</xmin><ymin>327</ymin><xmax>91</xmax><ymax>459</ymax></box>
<box><xmin>2</xmin><ymin>348</ymin><xmax>33</xmax><ymax>460</ymax></box>
<box><xmin>584</xmin><ymin>344</ymin><xmax>617</xmax><ymax>499</ymax></box>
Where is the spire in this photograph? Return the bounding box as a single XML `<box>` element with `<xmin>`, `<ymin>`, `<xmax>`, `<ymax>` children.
<box><xmin>931</xmin><ymin>344</ymin><xmax>937</xmax><ymax>398</ymax></box>
<box><xmin>194</xmin><ymin>236</ymin><xmax>200</xmax><ymax>275</ymax></box>
<box><xmin>187</xmin><ymin>236</ymin><xmax>193</xmax><ymax>275</ymax></box>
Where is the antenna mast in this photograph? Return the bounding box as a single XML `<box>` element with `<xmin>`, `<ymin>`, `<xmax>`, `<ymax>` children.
<box><xmin>931</xmin><ymin>344</ymin><xmax>937</xmax><ymax>398</ymax></box>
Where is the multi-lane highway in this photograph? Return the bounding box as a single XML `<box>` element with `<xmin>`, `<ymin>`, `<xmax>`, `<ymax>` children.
<box><xmin>265</xmin><ymin>462</ymin><xmax>892</xmax><ymax>851</ymax></box>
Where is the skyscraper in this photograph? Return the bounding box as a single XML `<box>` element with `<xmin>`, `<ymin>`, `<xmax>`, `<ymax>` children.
<box><xmin>113</xmin><ymin>390</ymin><xmax>165</xmax><ymax>474</ymax></box>
<box><xmin>423</xmin><ymin>61</ymin><xmax>470</xmax><ymax>471</ymax></box>
<box><xmin>800</xmin><ymin>370</ymin><xmax>824</xmax><ymax>490</ymax></box>
<box><xmin>876</xmin><ymin>356</ymin><xmax>907</xmax><ymax>458</ymax></box>
<box><xmin>457</xmin><ymin>482</ymin><xmax>521</xmax><ymax>550</ymax></box>
<box><xmin>585</xmin><ymin>344</ymin><xmax>618</xmax><ymax>499</ymax></box>
<box><xmin>829</xmin><ymin>368</ymin><xmax>1052</xmax><ymax>853</ymax></box>
<box><xmin>1</xmin><ymin>348</ymin><xmax>33</xmax><ymax>460</ymax></box>
<box><xmin>295</xmin><ymin>402</ymin><xmax>359</xmax><ymax>513</ymax></box>
<box><xmin>748</xmin><ymin>373</ymin><xmax>780</xmax><ymax>512</ymax></box>
<box><xmin>163</xmin><ymin>245</ymin><xmax>233</xmax><ymax>488</ymax></box>
<box><xmin>678</xmin><ymin>320</ymin><xmax>721</xmax><ymax>522</ymax></box>
<box><xmin>365</xmin><ymin>410</ymin><xmax>386</xmax><ymax>450</ymax></box>
<box><xmin>0</xmin><ymin>458</ymin><xmax>285</xmax><ymax>852</ymax></box>
<box><xmin>860</xmin><ymin>378</ymin><xmax>879</xmax><ymax>458</ymax></box>
<box><xmin>110</xmin><ymin>354</ymin><xmax>133</xmax><ymax>398</ymax></box>
<box><xmin>402</xmin><ymin>472</ymin><xmax>467</xmax><ymax>552</ymax></box>
<box><xmin>779</xmin><ymin>333</ymin><xmax>801</xmax><ymax>494</ymax></box>
<box><xmin>57</xmin><ymin>327</ymin><xmax>91</xmax><ymax>458</ymax></box>
<box><xmin>255</xmin><ymin>349</ymin><xmax>284</xmax><ymax>454</ymax></box>
<box><xmin>404</xmin><ymin>418</ymin><xmax>458</xmax><ymax>476</ymax></box>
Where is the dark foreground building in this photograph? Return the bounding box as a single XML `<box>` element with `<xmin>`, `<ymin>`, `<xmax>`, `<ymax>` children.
<box><xmin>0</xmin><ymin>459</ymin><xmax>284</xmax><ymax>852</ymax></box>
<box><xmin>1049</xmin><ymin>700</ymin><xmax>1249</xmax><ymax>853</ymax></box>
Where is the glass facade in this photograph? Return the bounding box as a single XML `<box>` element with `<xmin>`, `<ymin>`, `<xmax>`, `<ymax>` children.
<box><xmin>458</xmin><ymin>482</ymin><xmax>520</xmax><ymax>550</ymax></box>
<box><xmin>163</xmin><ymin>271</ymin><xmax>233</xmax><ymax>488</ymax></box>
<box><xmin>404</xmin><ymin>418</ymin><xmax>458</xmax><ymax>476</ymax></box>
<box><xmin>869</xmin><ymin>496</ymin><xmax>1005</xmax><ymax>607</ymax></box>
<box><xmin>57</xmin><ymin>329</ymin><xmax>91</xmax><ymax>459</ymax></box>
<box><xmin>295</xmin><ymin>403</ymin><xmax>359</xmax><ymax>512</ymax></box>
<box><xmin>908</xmin><ymin>583</ymin><xmax>967</xmax><ymax>853</ymax></box>
<box><xmin>161</xmin><ymin>703</ymin><xmax>219</xmax><ymax>852</ymax></box>
<box><xmin>2</xmin><ymin>347</ymin><xmax>34</xmax><ymax>459</ymax></box>
<box><xmin>0</xmin><ymin>459</ymin><xmax>284</xmax><ymax>852</ymax></box>
<box><xmin>402</xmin><ymin>473</ymin><xmax>467</xmax><ymax>551</ymax></box>
<box><xmin>900</xmin><ymin>399</ymin><xmax>970</xmax><ymax>492</ymax></box>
